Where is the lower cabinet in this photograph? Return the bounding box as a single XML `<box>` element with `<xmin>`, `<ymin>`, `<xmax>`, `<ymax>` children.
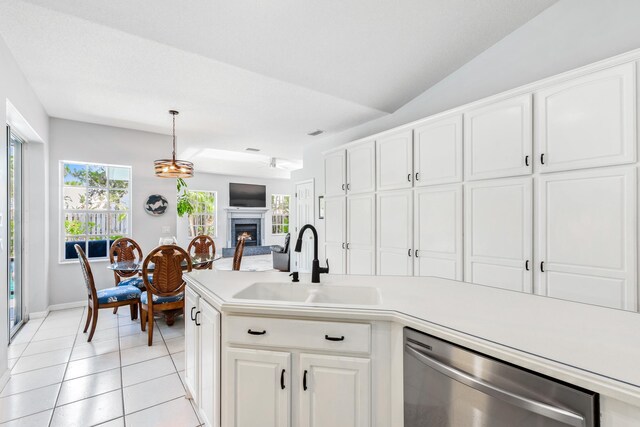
<box><xmin>225</xmin><ymin>348</ymin><xmax>291</xmax><ymax>427</ymax></box>
<box><xmin>299</xmin><ymin>354</ymin><xmax>371</xmax><ymax>427</ymax></box>
<box><xmin>185</xmin><ymin>287</ymin><xmax>221</xmax><ymax>427</ymax></box>
<box><xmin>222</xmin><ymin>315</ymin><xmax>374</xmax><ymax>427</ymax></box>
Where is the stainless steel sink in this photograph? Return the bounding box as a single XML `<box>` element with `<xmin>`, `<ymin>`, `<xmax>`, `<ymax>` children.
<box><xmin>233</xmin><ymin>282</ymin><xmax>381</xmax><ymax>305</ymax></box>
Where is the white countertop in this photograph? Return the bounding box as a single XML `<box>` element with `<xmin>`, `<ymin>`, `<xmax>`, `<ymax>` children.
<box><xmin>185</xmin><ymin>270</ymin><xmax>640</xmax><ymax>405</ymax></box>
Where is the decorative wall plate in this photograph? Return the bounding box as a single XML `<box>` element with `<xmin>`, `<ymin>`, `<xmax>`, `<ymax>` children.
<box><xmin>144</xmin><ymin>194</ymin><xmax>168</xmax><ymax>216</ymax></box>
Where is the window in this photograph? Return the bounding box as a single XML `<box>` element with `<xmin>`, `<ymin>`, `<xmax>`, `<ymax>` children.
<box><xmin>61</xmin><ymin>162</ymin><xmax>131</xmax><ymax>261</ymax></box>
<box><xmin>186</xmin><ymin>190</ymin><xmax>217</xmax><ymax>237</ymax></box>
<box><xmin>271</xmin><ymin>194</ymin><xmax>290</xmax><ymax>235</ymax></box>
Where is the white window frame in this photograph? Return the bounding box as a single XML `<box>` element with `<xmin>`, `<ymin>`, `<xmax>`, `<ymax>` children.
<box><xmin>186</xmin><ymin>190</ymin><xmax>218</xmax><ymax>238</ymax></box>
<box><xmin>59</xmin><ymin>161</ymin><xmax>133</xmax><ymax>263</ymax></box>
<box><xmin>271</xmin><ymin>194</ymin><xmax>291</xmax><ymax>235</ymax></box>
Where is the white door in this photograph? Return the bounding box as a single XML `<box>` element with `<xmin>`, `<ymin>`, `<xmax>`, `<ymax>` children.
<box><xmin>225</xmin><ymin>348</ymin><xmax>290</xmax><ymax>427</ymax></box>
<box><xmin>184</xmin><ymin>287</ymin><xmax>199</xmax><ymax>403</ymax></box>
<box><xmin>414</xmin><ymin>185</ymin><xmax>463</xmax><ymax>280</ymax></box>
<box><xmin>537</xmin><ymin>167</ymin><xmax>637</xmax><ymax>310</ymax></box>
<box><xmin>535</xmin><ymin>63</ymin><xmax>636</xmax><ymax>173</ymax></box>
<box><xmin>324</xmin><ymin>197</ymin><xmax>346</xmax><ymax>275</ymax></box>
<box><xmin>295</xmin><ymin>180</ymin><xmax>315</xmax><ymax>273</ymax></box>
<box><xmin>346</xmin><ymin>141</ymin><xmax>375</xmax><ymax>194</ymax></box>
<box><xmin>464</xmin><ymin>94</ymin><xmax>532</xmax><ymax>181</ymax></box>
<box><xmin>376</xmin><ymin>130</ymin><xmax>413</xmax><ymax>191</ymax></box>
<box><xmin>347</xmin><ymin>194</ymin><xmax>375</xmax><ymax>275</ymax></box>
<box><xmin>377</xmin><ymin>190</ymin><xmax>413</xmax><ymax>276</ymax></box>
<box><xmin>414</xmin><ymin>114</ymin><xmax>463</xmax><ymax>186</ymax></box>
<box><xmin>465</xmin><ymin>177</ymin><xmax>533</xmax><ymax>292</ymax></box>
<box><xmin>324</xmin><ymin>150</ymin><xmax>346</xmax><ymax>197</ymax></box>
<box><xmin>299</xmin><ymin>354</ymin><xmax>370</xmax><ymax>427</ymax></box>
<box><xmin>199</xmin><ymin>299</ymin><xmax>220</xmax><ymax>427</ymax></box>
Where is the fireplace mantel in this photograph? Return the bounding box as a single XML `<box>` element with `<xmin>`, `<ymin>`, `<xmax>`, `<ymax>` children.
<box><xmin>225</xmin><ymin>207</ymin><xmax>270</xmax><ymax>248</ymax></box>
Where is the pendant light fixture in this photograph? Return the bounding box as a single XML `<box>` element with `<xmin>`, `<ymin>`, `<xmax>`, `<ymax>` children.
<box><xmin>154</xmin><ymin>110</ymin><xmax>194</xmax><ymax>178</ymax></box>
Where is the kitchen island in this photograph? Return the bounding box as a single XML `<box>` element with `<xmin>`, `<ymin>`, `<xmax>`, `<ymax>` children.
<box><xmin>184</xmin><ymin>269</ymin><xmax>640</xmax><ymax>426</ymax></box>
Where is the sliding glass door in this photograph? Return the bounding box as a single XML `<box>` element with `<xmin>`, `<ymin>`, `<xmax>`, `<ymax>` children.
<box><xmin>8</xmin><ymin>127</ymin><xmax>23</xmax><ymax>339</ymax></box>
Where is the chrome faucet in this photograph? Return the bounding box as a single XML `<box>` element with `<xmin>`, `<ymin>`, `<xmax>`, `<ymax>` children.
<box><xmin>294</xmin><ymin>224</ymin><xmax>329</xmax><ymax>283</ymax></box>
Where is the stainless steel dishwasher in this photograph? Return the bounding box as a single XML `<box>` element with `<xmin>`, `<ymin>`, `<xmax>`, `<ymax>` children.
<box><xmin>404</xmin><ymin>328</ymin><xmax>598</xmax><ymax>426</ymax></box>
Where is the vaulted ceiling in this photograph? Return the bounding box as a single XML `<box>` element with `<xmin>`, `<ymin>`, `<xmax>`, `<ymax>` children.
<box><xmin>0</xmin><ymin>0</ymin><xmax>557</xmax><ymax>177</ymax></box>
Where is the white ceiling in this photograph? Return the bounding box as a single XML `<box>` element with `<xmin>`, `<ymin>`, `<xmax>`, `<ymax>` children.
<box><xmin>0</xmin><ymin>0</ymin><xmax>557</xmax><ymax>177</ymax></box>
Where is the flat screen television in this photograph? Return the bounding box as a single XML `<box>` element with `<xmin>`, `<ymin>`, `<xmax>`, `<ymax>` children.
<box><xmin>229</xmin><ymin>183</ymin><xmax>266</xmax><ymax>207</ymax></box>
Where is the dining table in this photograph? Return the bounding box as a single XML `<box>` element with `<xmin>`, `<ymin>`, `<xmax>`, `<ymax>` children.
<box><xmin>107</xmin><ymin>253</ymin><xmax>222</xmax><ymax>325</ymax></box>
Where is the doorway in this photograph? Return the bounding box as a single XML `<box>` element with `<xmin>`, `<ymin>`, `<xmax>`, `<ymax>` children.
<box><xmin>8</xmin><ymin>127</ymin><xmax>23</xmax><ymax>340</ymax></box>
<box><xmin>294</xmin><ymin>179</ymin><xmax>314</xmax><ymax>273</ymax></box>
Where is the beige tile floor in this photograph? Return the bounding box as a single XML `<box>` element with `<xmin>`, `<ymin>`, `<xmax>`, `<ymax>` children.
<box><xmin>1</xmin><ymin>307</ymin><xmax>201</xmax><ymax>427</ymax></box>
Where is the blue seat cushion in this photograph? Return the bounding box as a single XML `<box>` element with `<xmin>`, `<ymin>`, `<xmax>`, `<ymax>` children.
<box><xmin>117</xmin><ymin>276</ymin><xmax>151</xmax><ymax>289</ymax></box>
<box><xmin>141</xmin><ymin>291</ymin><xmax>184</xmax><ymax>305</ymax></box>
<box><xmin>97</xmin><ymin>285</ymin><xmax>141</xmax><ymax>304</ymax></box>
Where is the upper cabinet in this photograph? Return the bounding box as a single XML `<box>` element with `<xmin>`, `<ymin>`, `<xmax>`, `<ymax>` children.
<box><xmin>414</xmin><ymin>115</ymin><xmax>463</xmax><ymax>186</ymax></box>
<box><xmin>464</xmin><ymin>177</ymin><xmax>533</xmax><ymax>293</ymax></box>
<box><xmin>464</xmin><ymin>94</ymin><xmax>532</xmax><ymax>181</ymax></box>
<box><xmin>346</xmin><ymin>194</ymin><xmax>375</xmax><ymax>275</ymax></box>
<box><xmin>346</xmin><ymin>141</ymin><xmax>375</xmax><ymax>194</ymax></box>
<box><xmin>535</xmin><ymin>63</ymin><xmax>636</xmax><ymax>173</ymax></box>
<box><xmin>376</xmin><ymin>129</ymin><xmax>413</xmax><ymax>191</ymax></box>
<box><xmin>537</xmin><ymin>167</ymin><xmax>637</xmax><ymax>310</ymax></box>
<box><xmin>377</xmin><ymin>190</ymin><xmax>413</xmax><ymax>276</ymax></box>
<box><xmin>324</xmin><ymin>150</ymin><xmax>346</xmax><ymax>197</ymax></box>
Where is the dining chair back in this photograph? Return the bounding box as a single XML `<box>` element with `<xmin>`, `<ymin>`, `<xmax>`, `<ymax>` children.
<box><xmin>75</xmin><ymin>244</ymin><xmax>141</xmax><ymax>342</ymax></box>
<box><xmin>187</xmin><ymin>235</ymin><xmax>215</xmax><ymax>270</ymax></box>
<box><xmin>140</xmin><ymin>245</ymin><xmax>192</xmax><ymax>345</ymax></box>
<box><xmin>232</xmin><ymin>237</ymin><xmax>246</xmax><ymax>271</ymax></box>
<box><xmin>109</xmin><ymin>237</ymin><xmax>143</xmax><ymax>282</ymax></box>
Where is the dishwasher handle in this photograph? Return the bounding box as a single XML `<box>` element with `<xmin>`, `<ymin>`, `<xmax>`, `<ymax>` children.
<box><xmin>405</xmin><ymin>343</ymin><xmax>585</xmax><ymax>427</ymax></box>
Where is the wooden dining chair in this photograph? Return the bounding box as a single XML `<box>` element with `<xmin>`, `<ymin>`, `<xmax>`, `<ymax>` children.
<box><xmin>187</xmin><ymin>235</ymin><xmax>215</xmax><ymax>270</ymax></box>
<box><xmin>75</xmin><ymin>244</ymin><xmax>141</xmax><ymax>342</ymax></box>
<box><xmin>232</xmin><ymin>237</ymin><xmax>246</xmax><ymax>271</ymax></box>
<box><xmin>140</xmin><ymin>245</ymin><xmax>192</xmax><ymax>346</ymax></box>
<box><xmin>109</xmin><ymin>237</ymin><xmax>145</xmax><ymax>289</ymax></box>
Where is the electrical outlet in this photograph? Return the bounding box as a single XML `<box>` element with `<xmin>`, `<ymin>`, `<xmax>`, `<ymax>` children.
<box><xmin>161</xmin><ymin>226</ymin><xmax>171</xmax><ymax>234</ymax></box>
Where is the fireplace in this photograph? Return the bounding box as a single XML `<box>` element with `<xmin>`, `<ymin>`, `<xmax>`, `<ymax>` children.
<box><xmin>230</xmin><ymin>218</ymin><xmax>262</xmax><ymax>247</ymax></box>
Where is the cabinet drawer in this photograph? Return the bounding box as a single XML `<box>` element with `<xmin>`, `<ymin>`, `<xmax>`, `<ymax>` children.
<box><xmin>226</xmin><ymin>316</ymin><xmax>371</xmax><ymax>354</ymax></box>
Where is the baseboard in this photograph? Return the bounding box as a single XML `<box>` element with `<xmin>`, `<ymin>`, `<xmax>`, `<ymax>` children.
<box><xmin>48</xmin><ymin>301</ymin><xmax>85</xmax><ymax>311</ymax></box>
<box><xmin>29</xmin><ymin>310</ymin><xmax>49</xmax><ymax>319</ymax></box>
<box><xmin>0</xmin><ymin>368</ymin><xmax>10</xmax><ymax>392</ymax></box>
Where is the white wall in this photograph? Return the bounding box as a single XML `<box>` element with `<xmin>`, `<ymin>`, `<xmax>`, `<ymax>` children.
<box><xmin>48</xmin><ymin>119</ymin><xmax>176</xmax><ymax>306</ymax></box>
<box><xmin>292</xmin><ymin>0</ymin><xmax>640</xmax><ymax>259</ymax></box>
<box><xmin>176</xmin><ymin>172</ymin><xmax>292</xmax><ymax>250</ymax></box>
<box><xmin>0</xmin><ymin>34</ymin><xmax>49</xmax><ymax>384</ymax></box>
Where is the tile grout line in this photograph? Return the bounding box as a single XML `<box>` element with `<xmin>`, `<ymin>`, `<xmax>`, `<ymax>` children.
<box><xmin>48</xmin><ymin>307</ymin><xmax>86</xmax><ymax>427</ymax></box>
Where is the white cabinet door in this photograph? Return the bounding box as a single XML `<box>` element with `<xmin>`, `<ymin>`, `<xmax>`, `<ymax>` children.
<box><xmin>465</xmin><ymin>177</ymin><xmax>532</xmax><ymax>292</ymax></box>
<box><xmin>377</xmin><ymin>190</ymin><xmax>413</xmax><ymax>276</ymax></box>
<box><xmin>325</xmin><ymin>150</ymin><xmax>346</xmax><ymax>197</ymax></box>
<box><xmin>324</xmin><ymin>196</ymin><xmax>346</xmax><ymax>275</ymax></box>
<box><xmin>299</xmin><ymin>354</ymin><xmax>370</xmax><ymax>427</ymax></box>
<box><xmin>199</xmin><ymin>299</ymin><xmax>221</xmax><ymax>427</ymax></box>
<box><xmin>226</xmin><ymin>348</ymin><xmax>290</xmax><ymax>427</ymax></box>
<box><xmin>346</xmin><ymin>141</ymin><xmax>375</xmax><ymax>194</ymax></box>
<box><xmin>537</xmin><ymin>167</ymin><xmax>637</xmax><ymax>310</ymax></box>
<box><xmin>535</xmin><ymin>63</ymin><xmax>636</xmax><ymax>173</ymax></box>
<box><xmin>464</xmin><ymin>94</ymin><xmax>532</xmax><ymax>180</ymax></box>
<box><xmin>347</xmin><ymin>194</ymin><xmax>375</xmax><ymax>275</ymax></box>
<box><xmin>184</xmin><ymin>286</ymin><xmax>199</xmax><ymax>403</ymax></box>
<box><xmin>414</xmin><ymin>114</ymin><xmax>463</xmax><ymax>186</ymax></box>
<box><xmin>376</xmin><ymin>130</ymin><xmax>413</xmax><ymax>191</ymax></box>
<box><xmin>414</xmin><ymin>185</ymin><xmax>463</xmax><ymax>280</ymax></box>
